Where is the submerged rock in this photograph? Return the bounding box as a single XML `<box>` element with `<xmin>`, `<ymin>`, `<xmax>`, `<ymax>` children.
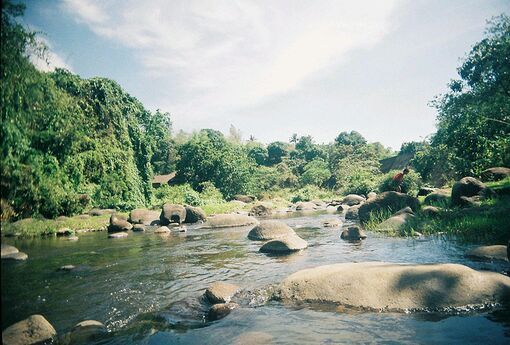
<box><xmin>108</xmin><ymin>232</ymin><xmax>128</xmax><ymax>238</ymax></box>
<box><xmin>340</xmin><ymin>226</ymin><xmax>367</xmax><ymax>240</ymax></box>
<box><xmin>233</xmin><ymin>331</ymin><xmax>273</xmax><ymax>345</ymax></box>
<box><xmin>204</xmin><ymin>282</ymin><xmax>240</xmax><ymax>304</ymax></box>
<box><xmin>465</xmin><ymin>245</ymin><xmax>508</xmax><ymax>262</ymax></box>
<box><xmin>2</xmin><ymin>314</ymin><xmax>57</xmax><ymax>345</ymax></box>
<box><xmin>248</xmin><ymin>221</ymin><xmax>296</xmax><ymax>240</ymax></box>
<box><xmin>278</xmin><ymin>262</ymin><xmax>510</xmax><ymax>311</ymax></box>
<box><xmin>1</xmin><ymin>252</ymin><xmax>28</xmax><ymax>260</ymax></box>
<box><xmin>59</xmin><ymin>265</ymin><xmax>76</xmax><ymax>271</ymax></box>
<box><xmin>259</xmin><ymin>235</ymin><xmax>307</xmax><ymax>254</ymax></box>
<box><xmin>67</xmin><ymin>236</ymin><xmax>79</xmax><ymax>241</ymax></box>
<box><xmin>323</xmin><ymin>219</ymin><xmax>342</xmax><ymax>228</ymax></box>
<box><xmin>202</xmin><ymin>214</ymin><xmax>258</xmax><ymax>228</ymax></box>
<box><xmin>68</xmin><ymin>320</ymin><xmax>107</xmax><ymax>344</ymax></box>
<box><xmin>207</xmin><ymin>302</ymin><xmax>239</xmax><ymax>321</ymax></box>
<box><xmin>154</xmin><ymin>226</ymin><xmax>171</xmax><ymax>234</ymax></box>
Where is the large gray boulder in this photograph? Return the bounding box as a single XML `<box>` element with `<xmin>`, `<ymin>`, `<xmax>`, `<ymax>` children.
<box><xmin>202</xmin><ymin>214</ymin><xmax>258</xmax><ymax>228</ymax></box>
<box><xmin>358</xmin><ymin>192</ymin><xmax>420</xmax><ymax>223</ymax></box>
<box><xmin>248</xmin><ymin>220</ymin><xmax>296</xmax><ymax>240</ymax></box>
<box><xmin>204</xmin><ymin>282</ymin><xmax>240</xmax><ymax>304</ymax></box>
<box><xmin>2</xmin><ymin>315</ymin><xmax>57</xmax><ymax>345</ymax></box>
<box><xmin>278</xmin><ymin>262</ymin><xmax>510</xmax><ymax>311</ymax></box>
<box><xmin>342</xmin><ymin>194</ymin><xmax>366</xmax><ymax>206</ymax></box>
<box><xmin>480</xmin><ymin>167</ymin><xmax>510</xmax><ymax>182</ymax></box>
<box><xmin>128</xmin><ymin>209</ymin><xmax>160</xmax><ymax>225</ymax></box>
<box><xmin>184</xmin><ymin>205</ymin><xmax>207</xmax><ymax>223</ymax></box>
<box><xmin>424</xmin><ymin>190</ymin><xmax>450</xmax><ymax>206</ymax></box>
<box><xmin>451</xmin><ymin>177</ymin><xmax>493</xmax><ymax>207</ymax></box>
<box><xmin>160</xmin><ymin>204</ymin><xmax>186</xmax><ymax>225</ymax></box>
<box><xmin>107</xmin><ymin>214</ymin><xmax>132</xmax><ymax>232</ymax></box>
<box><xmin>260</xmin><ymin>235</ymin><xmax>308</xmax><ymax>253</ymax></box>
<box><xmin>465</xmin><ymin>245</ymin><xmax>508</xmax><ymax>262</ymax></box>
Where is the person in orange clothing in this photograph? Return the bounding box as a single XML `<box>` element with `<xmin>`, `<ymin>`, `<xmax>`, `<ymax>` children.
<box><xmin>392</xmin><ymin>167</ymin><xmax>410</xmax><ymax>193</ymax></box>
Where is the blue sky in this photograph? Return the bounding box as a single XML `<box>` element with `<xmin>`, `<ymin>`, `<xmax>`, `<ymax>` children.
<box><xmin>22</xmin><ymin>0</ymin><xmax>509</xmax><ymax>149</ymax></box>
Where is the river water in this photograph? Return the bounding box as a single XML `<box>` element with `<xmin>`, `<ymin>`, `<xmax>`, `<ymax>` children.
<box><xmin>2</xmin><ymin>211</ymin><xmax>509</xmax><ymax>344</ymax></box>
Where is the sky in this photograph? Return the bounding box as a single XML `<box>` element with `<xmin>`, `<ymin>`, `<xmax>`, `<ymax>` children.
<box><xmin>21</xmin><ymin>0</ymin><xmax>510</xmax><ymax>150</ymax></box>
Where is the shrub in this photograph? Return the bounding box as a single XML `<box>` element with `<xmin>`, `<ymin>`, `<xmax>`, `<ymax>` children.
<box><xmin>378</xmin><ymin>170</ymin><xmax>423</xmax><ymax>196</ymax></box>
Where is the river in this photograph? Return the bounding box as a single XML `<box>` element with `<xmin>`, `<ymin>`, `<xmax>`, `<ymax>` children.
<box><xmin>2</xmin><ymin>211</ymin><xmax>509</xmax><ymax>344</ymax></box>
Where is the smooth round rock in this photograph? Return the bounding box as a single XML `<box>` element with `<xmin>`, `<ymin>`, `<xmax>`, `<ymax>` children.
<box><xmin>344</xmin><ymin>204</ymin><xmax>361</xmax><ymax>219</ymax></box>
<box><xmin>466</xmin><ymin>245</ymin><xmax>508</xmax><ymax>261</ymax></box>
<box><xmin>2</xmin><ymin>314</ymin><xmax>57</xmax><ymax>345</ymax></box>
<box><xmin>1</xmin><ymin>251</ymin><xmax>28</xmax><ymax>260</ymax></box>
<box><xmin>69</xmin><ymin>320</ymin><xmax>107</xmax><ymax>343</ymax></box>
<box><xmin>248</xmin><ymin>221</ymin><xmax>296</xmax><ymax>240</ymax></box>
<box><xmin>340</xmin><ymin>226</ymin><xmax>367</xmax><ymax>240</ymax></box>
<box><xmin>108</xmin><ymin>232</ymin><xmax>128</xmax><ymax>238</ymax></box>
<box><xmin>278</xmin><ymin>262</ymin><xmax>510</xmax><ymax>311</ymax></box>
<box><xmin>59</xmin><ymin>265</ymin><xmax>76</xmax><ymax>271</ymax></box>
<box><xmin>323</xmin><ymin>219</ymin><xmax>342</xmax><ymax>228</ymax></box>
<box><xmin>202</xmin><ymin>214</ymin><xmax>259</xmax><ymax>228</ymax></box>
<box><xmin>259</xmin><ymin>235</ymin><xmax>308</xmax><ymax>253</ymax></box>
<box><xmin>342</xmin><ymin>194</ymin><xmax>366</xmax><ymax>206</ymax></box>
<box><xmin>1</xmin><ymin>244</ymin><xmax>19</xmax><ymax>257</ymax></box>
<box><xmin>204</xmin><ymin>282</ymin><xmax>240</xmax><ymax>304</ymax></box>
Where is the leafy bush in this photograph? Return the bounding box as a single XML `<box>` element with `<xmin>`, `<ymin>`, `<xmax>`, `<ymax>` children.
<box><xmin>378</xmin><ymin>170</ymin><xmax>423</xmax><ymax>196</ymax></box>
<box><xmin>291</xmin><ymin>185</ymin><xmax>336</xmax><ymax>203</ymax></box>
<box><xmin>300</xmin><ymin>159</ymin><xmax>331</xmax><ymax>187</ymax></box>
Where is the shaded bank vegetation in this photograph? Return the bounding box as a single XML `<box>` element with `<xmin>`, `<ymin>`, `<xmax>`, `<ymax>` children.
<box><xmin>1</xmin><ymin>2</ymin><xmax>509</xmax><ymax>229</ymax></box>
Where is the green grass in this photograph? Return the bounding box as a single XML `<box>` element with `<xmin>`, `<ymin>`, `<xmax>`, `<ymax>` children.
<box><xmin>201</xmin><ymin>202</ymin><xmax>248</xmax><ymax>216</ymax></box>
<box><xmin>0</xmin><ymin>213</ymin><xmax>120</xmax><ymax>238</ymax></box>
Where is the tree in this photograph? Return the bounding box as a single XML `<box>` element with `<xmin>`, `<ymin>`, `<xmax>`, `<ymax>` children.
<box><xmin>428</xmin><ymin>15</ymin><xmax>510</xmax><ymax>178</ymax></box>
<box><xmin>334</xmin><ymin>131</ymin><xmax>367</xmax><ymax>147</ymax></box>
<box><xmin>175</xmin><ymin>129</ymin><xmax>255</xmax><ymax>198</ymax></box>
<box><xmin>300</xmin><ymin>159</ymin><xmax>331</xmax><ymax>187</ymax></box>
<box><xmin>267</xmin><ymin>141</ymin><xmax>289</xmax><ymax>165</ymax></box>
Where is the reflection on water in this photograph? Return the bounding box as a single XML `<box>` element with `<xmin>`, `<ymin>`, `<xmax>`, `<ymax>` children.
<box><xmin>2</xmin><ymin>211</ymin><xmax>509</xmax><ymax>344</ymax></box>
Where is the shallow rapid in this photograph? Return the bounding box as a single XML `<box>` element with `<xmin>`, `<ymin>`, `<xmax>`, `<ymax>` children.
<box><xmin>2</xmin><ymin>211</ymin><xmax>509</xmax><ymax>344</ymax></box>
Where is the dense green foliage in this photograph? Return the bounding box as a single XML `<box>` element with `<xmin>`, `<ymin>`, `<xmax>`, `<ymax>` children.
<box><xmin>1</xmin><ymin>2</ymin><xmax>173</xmax><ymax>218</ymax></box>
<box><xmin>413</xmin><ymin>15</ymin><xmax>510</xmax><ymax>184</ymax></box>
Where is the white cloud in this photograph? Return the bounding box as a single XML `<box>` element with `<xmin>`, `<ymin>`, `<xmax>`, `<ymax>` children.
<box><xmin>30</xmin><ymin>36</ymin><xmax>73</xmax><ymax>72</ymax></box>
<box><xmin>62</xmin><ymin>0</ymin><xmax>398</xmax><ymax>124</ymax></box>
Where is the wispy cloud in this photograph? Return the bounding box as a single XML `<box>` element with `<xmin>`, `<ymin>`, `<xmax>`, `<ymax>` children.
<box><xmin>30</xmin><ymin>36</ymin><xmax>73</xmax><ymax>72</ymax></box>
<box><xmin>62</xmin><ymin>0</ymin><xmax>398</xmax><ymax>122</ymax></box>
